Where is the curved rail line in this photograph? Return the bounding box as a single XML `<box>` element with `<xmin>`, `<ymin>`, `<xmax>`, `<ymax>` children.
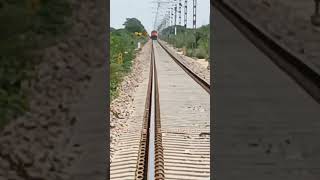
<box><xmin>157</xmin><ymin>40</ymin><xmax>210</xmax><ymax>94</ymax></box>
<box><xmin>212</xmin><ymin>0</ymin><xmax>320</xmax><ymax>104</ymax></box>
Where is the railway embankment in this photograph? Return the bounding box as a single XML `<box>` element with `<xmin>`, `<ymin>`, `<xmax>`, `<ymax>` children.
<box><xmin>0</xmin><ymin>1</ymin><xmax>107</xmax><ymax>179</ymax></box>
<box><xmin>110</xmin><ymin>40</ymin><xmax>152</xmax><ymax>162</ymax></box>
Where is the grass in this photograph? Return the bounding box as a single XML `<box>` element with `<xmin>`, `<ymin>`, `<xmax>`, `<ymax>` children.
<box><xmin>160</xmin><ymin>25</ymin><xmax>210</xmax><ymax>60</ymax></box>
<box><xmin>0</xmin><ymin>0</ymin><xmax>72</xmax><ymax>128</ymax></box>
<box><xmin>110</xmin><ymin>28</ymin><xmax>148</xmax><ymax>100</ymax></box>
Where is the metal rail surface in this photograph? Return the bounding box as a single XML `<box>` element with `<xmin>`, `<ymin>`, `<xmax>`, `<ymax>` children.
<box><xmin>212</xmin><ymin>0</ymin><xmax>320</xmax><ymax>104</ymax></box>
<box><xmin>134</xmin><ymin>41</ymin><xmax>154</xmax><ymax>179</ymax></box>
<box><xmin>135</xmin><ymin>41</ymin><xmax>164</xmax><ymax>180</ymax></box>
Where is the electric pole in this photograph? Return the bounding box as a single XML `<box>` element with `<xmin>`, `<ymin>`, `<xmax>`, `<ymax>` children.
<box><xmin>193</xmin><ymin>0</ymin><xmax>197</xmax><ymax>29</ymax></box>
<box><xmin>166</xmin><ymin>10</ymin><xmax>170</xmax><ymax>28</ymax></box>
<box><xmin>178</xmin><ymin>0</ymin><xmax>182</xmax><ymax>25</ymax></box>
<box><xmin>184</xmin><ymin>0</ymin><xmax>188</xmax><ymax>28</ymax></box>
<box><xmin>192</xmin><ymin>0</ymin><xmax>197</xmax><ymax>52</ymax></box>
<box><xmin>174</xmin><ymin>3</ymin><xmax>177</xmax><ymax>35</ymax></box>
<box><xmin>171</xmin><ymin>7</ymin><xmax>174</xmax><ymax>27</ymax></box>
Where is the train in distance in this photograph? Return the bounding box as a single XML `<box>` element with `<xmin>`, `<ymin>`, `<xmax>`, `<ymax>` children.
<box><xmin>151</xmin><ymin>30</ymin><xmax>158</xmax><ymax>40</ymax></box>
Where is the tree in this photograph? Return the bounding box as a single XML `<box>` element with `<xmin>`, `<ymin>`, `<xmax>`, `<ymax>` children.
<box><xmin>123</xmin><ymin>18</ymin><xmax>146</xmax><ymax>33</ymax></box>
<box><xmin>110</xmin><ymin>27</ymin><xmax>116</xmax><ymax>32</ymax></box>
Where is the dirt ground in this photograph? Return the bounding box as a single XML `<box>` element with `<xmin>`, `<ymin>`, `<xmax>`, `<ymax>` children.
<box><xmin>110</xmin><ymin>40</ymin><xmax>152</xmax><ymax>162</ymax></box>
<box><xmin>160</xmin><ymin>41</ymin><xmax>210</xmax><ymax>84</ymax></box>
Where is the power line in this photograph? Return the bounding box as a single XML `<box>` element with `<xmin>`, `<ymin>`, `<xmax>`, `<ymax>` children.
<box><xmin>153</xmin><ymin>0</ymin><xmax>199</xmax><ymax>35</ymax></box>
<box><xmin>154</xmin><ymin>2</ymin><xmax>160</xmax><ymax>30</ymax></box>
<box><xmin>151</xmin><ymin>0</ymin><xmax>173</xmax><ymax>31</ymax></box>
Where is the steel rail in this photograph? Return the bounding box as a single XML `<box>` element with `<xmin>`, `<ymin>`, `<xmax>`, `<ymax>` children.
<box><xmin>135</xmin><ymin>41</ymin><xmax>154</xmax><ymax>180</ymax></box>
<box><xmin>153</xmin><ymin>42</ymin><xmax>165</xmax><ymax>180</ymax></box>
<box><xmin>157</xmin><ymin>40</ymin><xmax>210</xmax><ymax>94</ymax></box>
<box><xmin>147</xmin><ymin>44</ymin><xmax>156</xmax><ymax>180</ymax></box>
<box><xmin>212</xmin><ymin>0</ymin><xmax>320</xmax><ymax>104</ymax></box>
<box><xmin>135</xmin><ymin>41</ymin><xmax>164</xmax><ymax>180</ymax></box>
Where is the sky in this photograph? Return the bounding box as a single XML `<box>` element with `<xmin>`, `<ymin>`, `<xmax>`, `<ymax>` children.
<box><xmin>111</xmin><ymin>0</ymin><xmax>210</xmax><ymax>34</ymax></box>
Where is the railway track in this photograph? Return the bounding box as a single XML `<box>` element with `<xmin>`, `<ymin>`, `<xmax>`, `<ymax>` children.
<box><xmin>212</xmin><ymin>0</ymin><xmax>320</xmax><ymax>104</ymax></box>
<box><xmin>134</xmin><ymin>41</ymin><xmax>164</xmax><ymax>179</ymax></box>
<box><xmin>111</xmin><ymin>40</ymin><xmax>210</xmax><ymax>180</ymax></box>
<box><xmin>136</xmin><ymin>40</ymin><xmax>210</xmax><ymax>180</ymax></box>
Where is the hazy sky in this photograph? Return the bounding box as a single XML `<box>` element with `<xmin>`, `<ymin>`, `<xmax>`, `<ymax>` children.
<box><xmin>111</xmin><ymin>0</ymin><xmax>210</xmax><ymax>33</ymax></box>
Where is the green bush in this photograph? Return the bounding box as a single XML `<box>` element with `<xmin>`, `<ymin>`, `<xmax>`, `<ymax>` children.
<box><xmin>160</xmin><ymin>25</ymin><xmax>209</xmax><ymax>60</ymax></box>
<box><xmin>110</xmin><ymin>63</ymin><xmax>123</xmax><ymax>98</ymax></box>
<box><xmin>194</xmin><ymin>48</ymin><xmax>207</xmax><ymax>59</ymax></box>
<box><xmin>186</xmin><ymin>48</ymin><xmax>194</xmax><ymax>57</ymax></box>
<box><xmin>123</xmin><ymin>18</ymin><xmax>146</xmax><ymax>33</ymax></box>
<box><xmin>110</xmin><ymin>18</ymin><xmax>148</xmax><ymax>100</ymax></box>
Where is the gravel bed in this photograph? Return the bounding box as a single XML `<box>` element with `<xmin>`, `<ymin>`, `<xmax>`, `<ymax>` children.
<box><xmin>224</xmin><ymin>0</ymin><xmax>320</xmax><ymax>70</ymax></box>
<box><xmin>110</xmin><ymin>41</ymin><xmax>152</xmax><ymax>162</ymax></box>
<box><xmin>0</xmin><ymin>1</ymin><xmax>106</xmax><ymax>179</ymax></box>
<box><xmin>160</xmin><ymin>41</ymin><xmax>210</xmax><ymax>85</ymax></box>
